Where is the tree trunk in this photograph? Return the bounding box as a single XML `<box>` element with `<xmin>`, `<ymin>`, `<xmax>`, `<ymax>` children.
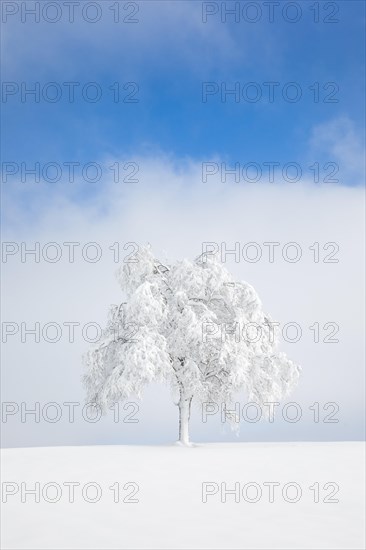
<box><xmin>178</xmin><ymin>393</ymin><xmax>192</xmax><ymax>445</ymax></box>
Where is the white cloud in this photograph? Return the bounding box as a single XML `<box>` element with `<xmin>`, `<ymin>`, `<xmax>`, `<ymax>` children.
<box><xmin>309</xmin><ymin>116</ymin><xmax>365</xmax><ymax>186</ymax></box>
<box><xmin>2</xmin><ymin>157</ymin><xmax>365</xmax><ymax>446</ymax></box>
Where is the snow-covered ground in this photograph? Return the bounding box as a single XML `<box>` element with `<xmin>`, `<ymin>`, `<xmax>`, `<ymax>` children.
<box><xmin>1</xmin><ymin>442</ymin><xmax>365</xmax><ymax>550</ymax></box>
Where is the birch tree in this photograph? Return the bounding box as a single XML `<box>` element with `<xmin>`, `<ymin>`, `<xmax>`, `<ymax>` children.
<box><xmin>83</xmin><ymin>246</ymin><xmax>300</xmax><ymax>445</ymax></box>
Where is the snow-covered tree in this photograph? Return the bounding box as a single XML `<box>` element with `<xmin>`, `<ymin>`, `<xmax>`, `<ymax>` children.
<box><xmin>83</xmin><ymin>246</ymin><xmax>300</xmax><ymax>445</ymax></box>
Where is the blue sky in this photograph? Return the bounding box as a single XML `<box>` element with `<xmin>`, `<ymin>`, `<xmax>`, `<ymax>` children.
<box><xmin>2</xmin><ymin>0</ymin><xmax>365</xmax><ymax>179</ymax></box>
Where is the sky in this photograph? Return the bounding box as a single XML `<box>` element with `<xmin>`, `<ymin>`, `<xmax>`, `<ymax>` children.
<box><xmin>2</xmin><ymin>0</ymin><xmax>365</xmax><ymax>175</ymax></box>
<box><xmin>1</xmin><ymin>0</ymin><xmax>365</xmax><ymax>447</ymax></box>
